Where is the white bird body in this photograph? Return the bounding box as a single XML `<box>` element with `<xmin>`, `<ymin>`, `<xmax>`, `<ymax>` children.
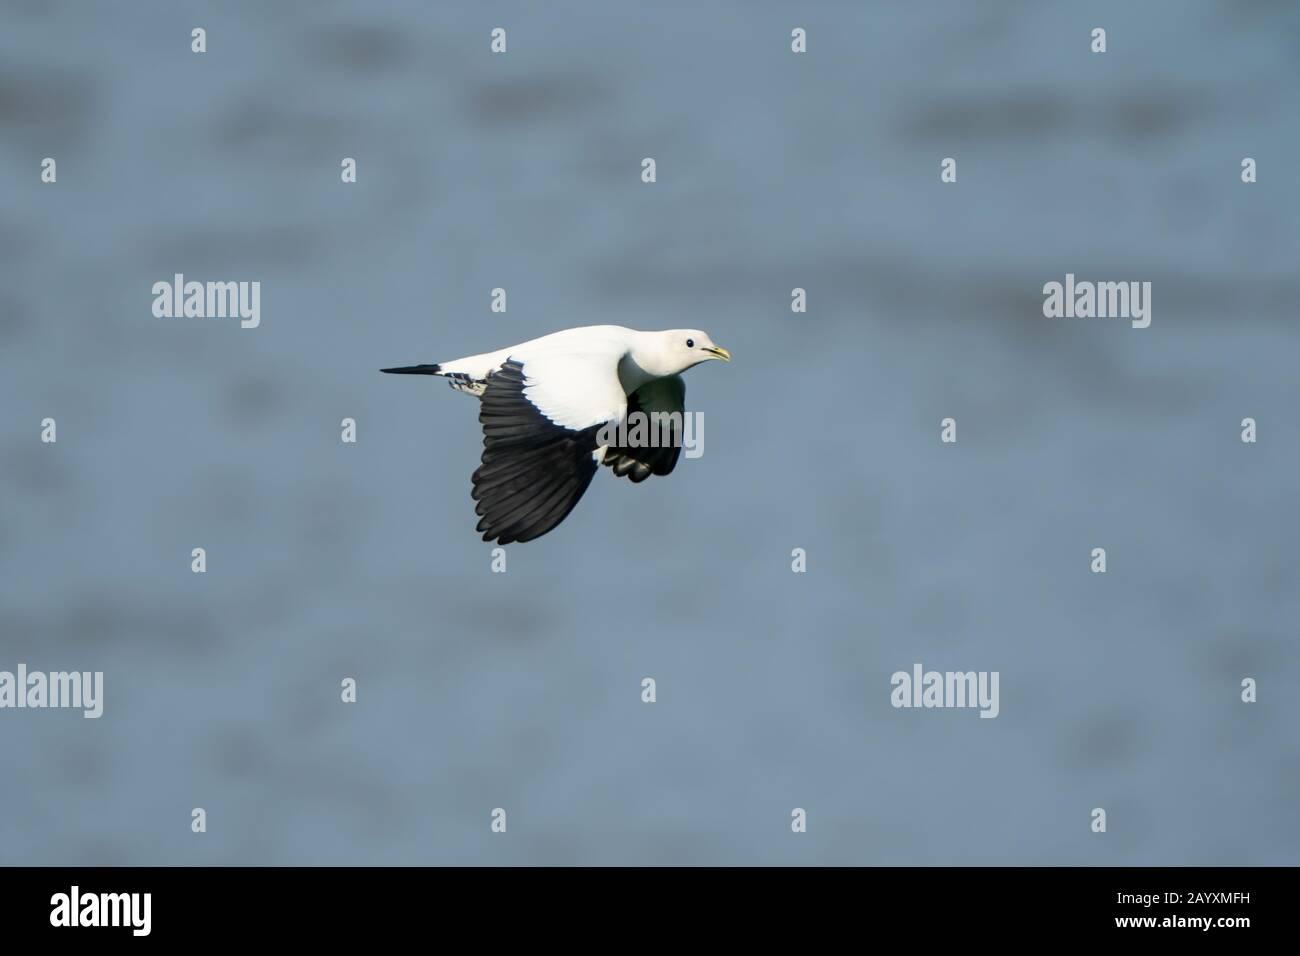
<box><xmin>438</xmin><ymin>324</ymin><xmax>630</xmax><ymax>384</ymax></box>
<box><xmin>383</xmin><ymin>325</ymin><xmax>730</xmax><ymax>544</ymax></box>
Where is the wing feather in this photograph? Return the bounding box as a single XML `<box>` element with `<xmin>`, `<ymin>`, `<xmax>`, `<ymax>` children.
<box><xmin>471</xmin><ymin>358</ymin><xmax>626</xmax><ymax>544</ymax></box>
<box><xmin>601</xmin><ymin>375</ymin><xmax>686</xmax><ymax>484</ymax></box>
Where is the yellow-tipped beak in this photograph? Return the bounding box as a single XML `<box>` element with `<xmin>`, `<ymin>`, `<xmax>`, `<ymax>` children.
<box><xmin>704</xmin><ymin>345</ymin><xmax>731</xmax><ymax>362</ymax></box>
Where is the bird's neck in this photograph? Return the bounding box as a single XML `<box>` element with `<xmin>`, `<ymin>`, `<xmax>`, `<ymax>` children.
<box><xmin>622</xmin><ymin>332</ymin><xmax>681</xmax><ymax>387</ymax></box>
<box><xmin>617</xmin><ymin>351</ymin><xmax>657</xmax><ymax>393</ymax></box>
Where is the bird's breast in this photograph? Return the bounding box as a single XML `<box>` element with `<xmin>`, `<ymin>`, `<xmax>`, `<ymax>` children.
<box><xmin>616</xmin><ymin>353</ymin><xmax>655</xmax><ymax>395</ymax></box>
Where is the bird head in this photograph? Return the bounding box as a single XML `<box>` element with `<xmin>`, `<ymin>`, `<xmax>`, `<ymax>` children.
<box><xmin>641</xmin><ymin>329</ymin><xmax>731</xmax><ymax>376</ymax></box>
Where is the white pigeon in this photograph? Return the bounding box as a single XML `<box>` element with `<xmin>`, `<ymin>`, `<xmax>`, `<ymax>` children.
<box><xmin>383</xmin><ymin>325</ymin><xmax>731</xmax><ymax>544</ymax></box>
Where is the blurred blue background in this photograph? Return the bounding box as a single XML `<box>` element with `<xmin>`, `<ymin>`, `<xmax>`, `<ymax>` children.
<box><xmin>1</xmin><ymin>0</ymin><xmax>1297</xmax><ymax>865</ymax></box>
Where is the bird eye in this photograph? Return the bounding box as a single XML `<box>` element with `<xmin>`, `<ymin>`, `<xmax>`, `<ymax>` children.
<box><xmin>685</xmin><ymin>338</ymin><xmax>695</xmax><ymax>348</ymax></box>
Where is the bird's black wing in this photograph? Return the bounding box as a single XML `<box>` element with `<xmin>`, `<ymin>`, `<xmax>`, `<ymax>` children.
<box><xmin>472</xmin><ymin>360</ymin><xmax>607</xmax><ymax>545</ymax></box>
<box><xmin>602</xmin><ymin>374</ymin><xmax>686</xmax><ymax>483</ymax></box>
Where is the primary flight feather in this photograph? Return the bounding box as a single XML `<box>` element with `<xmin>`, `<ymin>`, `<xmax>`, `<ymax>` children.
<box><xmin>382</xmin><ymin>325</ymin><xmax>730</xmax><ymax>544</ymax></box>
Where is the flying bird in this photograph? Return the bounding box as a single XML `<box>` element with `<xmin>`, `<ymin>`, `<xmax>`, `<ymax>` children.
<box><xmin>382</xmin><ymin>325</ymin><xmax>730</xmax><ymax>544</ymax></box>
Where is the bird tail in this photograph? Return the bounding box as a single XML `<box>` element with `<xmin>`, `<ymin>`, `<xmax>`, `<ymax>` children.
<box><xmin>381</xmin><ymin>362</ymin><xmax>486</xmax><ymax>396</ymax></box>
<box><xmin>381</xmin><ymin>364</ymin><xmax>441</xmax><ymax>375</ymax></box>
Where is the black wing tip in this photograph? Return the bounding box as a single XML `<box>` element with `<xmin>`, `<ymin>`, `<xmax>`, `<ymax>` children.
<box><xmin>601</xmin><ymin>445</ymin><xmax>680</xmax><ymax>483</ymax></box>
<box><xmin>381</xmin><ymin>364</ymin><xmax>441</xmax><ymax>375</ymax></box>
<box><xmin>471</xmin><ymin>358</ymin><xmax>601</xmax><ymax>545</ymax></box>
